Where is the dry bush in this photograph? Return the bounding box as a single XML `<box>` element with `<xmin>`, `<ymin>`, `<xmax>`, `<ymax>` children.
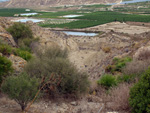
<box><xmin>102</xmin><ymin>47</ymin><xmax>111</xmax><ymax>53</ymax></box>
<box><xmin>106</xmin><ymin>83</ymin><xmax>132</xmax><ymax>112</ymax></box>
<box><xmin>122</xmin><ymin>59</ymin><xmax>150</xmax><ymax>76</ymax></box>
<box><xmin>136</xmin><ymin>49</ymin><xmax>150</xmax><ymax>61</ymax></box>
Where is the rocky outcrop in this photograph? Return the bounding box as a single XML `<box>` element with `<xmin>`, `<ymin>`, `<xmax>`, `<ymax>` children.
<box><xmin>8</xmin><ymin>54</ymin><xmax>27</xmax><ymax>74</ymax></box>
<box><xmin>0</xmin><ymin>19</ymin><xmax>17</xmax><ymax>47</ymax></box>
<box><xmin>0</xmin><ymin>32</ymin><xmax>17</xmax><ymax>47</ymax></box>
<box><xmin>0</xmin><ymin>17</ymin><xmax>12</xmax><ymax>29</ymax></box>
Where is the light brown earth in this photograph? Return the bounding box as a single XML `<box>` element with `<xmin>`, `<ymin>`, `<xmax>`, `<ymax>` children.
<box><xmin>0</xmin><ymin>0</ymin><xmax>118</xmax><ymax>8</ymax></box>
<box><xmin>85</xmin><ymin>22</ymin><xmax>150</xmax><ymax>35</ymax></box>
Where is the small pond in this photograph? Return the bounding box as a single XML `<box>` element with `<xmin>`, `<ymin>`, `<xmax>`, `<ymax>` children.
<box><xmin>0</xmin><ymin>0</ymin><xmax>9</xmax><ymax>2</ymax></box>
<box><xmin>12</xmin><ymin>18</ymin><xmax>44</xmax><ymax>23</ymax></box>
<box><xmin>108</xmin><ymin>0</ymin><xmax>150</xmax><ymax>5</ymax></box>
<box><xmin>63</xmin><ymin>31</ymin><xmax>98</xmax><ymax>36</ymax></box>
<box><xmin>121</xmin><ymin>0</ymin><xmax>150</xmax><ymax>4</ymax></box>
<box><xmin>20</xmin><ymin>13</ymin><xmax>38</xmax><ymax>16</ymax></box>
<box><xmin>63</xmin><ymin>15</ymin><xmax>83</xmax><ymax>18</ymax></box>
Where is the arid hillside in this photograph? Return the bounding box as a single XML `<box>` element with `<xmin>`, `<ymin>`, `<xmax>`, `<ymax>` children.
<box><xmin>0</xmin><ymin>0</ymin><xmax>118</xmax><ymax>8</ymax></box>
<box><xmin>2</xmin><ymin>17</ymin><xmax>150</xmax><ymax>113</ymax></box>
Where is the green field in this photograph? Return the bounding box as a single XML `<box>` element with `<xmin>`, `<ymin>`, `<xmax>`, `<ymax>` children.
<box><xmin>0</xmin><ymin>8</ymin><xmax>36</xmax><ymax>17</ymax></box>
<box><xmin>35</xmin><ymin>11</ymin><xmax>84</xmax><ymax>18</ymax></box>
<box><xmin>114</xmin><ymin>1</ymin><xmax>150</xmax><ymax>13</ymax></box>
<box><xmin>39</xmin><ymin>11</ymin><xmax>150</xmax><ymax>29</ymax></box>
<box><xmin>0</xmin><ymin>2</ymin><xmax>150</xmax><ymax>29</ymax></box>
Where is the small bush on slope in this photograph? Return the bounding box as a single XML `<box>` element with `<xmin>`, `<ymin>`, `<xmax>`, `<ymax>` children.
<box><xmin>97</xmin><ymin>74</ymin><xmax>117</xmax><ymax>89</ymax></box>
<box><xmin>105</xmin><ymin>57</ymin><xmax>132</xmax><ymax>73</ymax></box>
<box><xmin>7</xmin><ymin>22</ymin><xmax>33</xmax><ymax>43</ymax></box>
<box><xmin>13</xmin><ymin>48</ymin><xmax>32</xmax><ymax>61</ymax></box>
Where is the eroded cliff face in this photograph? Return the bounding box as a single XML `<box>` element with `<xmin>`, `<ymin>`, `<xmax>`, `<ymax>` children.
<box><xmin>0</xmin><ymin>18</ymin><xmax>16</xmax><ymax>47</ymax></box>
<box><xmin>25</xmin><ymin>22</ymin><xmax>133</xmax><ymax>80</ymax></box>
<box><xmin>25</xmin><ymin>21</ymin><xmax>150</xmax><ymax>80</ymax></box>
<box><xmin>27</xmin><ymin>22</ymin><xmax>79</xmax><ymax>51</ymax></box>
<box><xmin>0</xmin><ymin>0</ymin><xmax>118</xmax><ymax>8</ymax></box>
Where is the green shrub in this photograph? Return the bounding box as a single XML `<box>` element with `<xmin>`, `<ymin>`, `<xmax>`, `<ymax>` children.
<box><xmin>25</xmin><ymin>47</ymin><xmax>89</xmax><ymax>96</ymax></box>
<box><xmin>0</xmin><ymin>56</ymin><xmax>13</xmax><ymax>83</ymax></box>
<box><xmin>13</xmin><ymin>48</ymin><xmax>32</xmax><ymax>61</ymax></box>
<box><xmin>129</xmin><ymin>67</ymin><xmax>150</xmax><ymax>113</ymax></box>
<box><xmin>0</xmin><ymin>44</ymin><xmax>12</xmax><ymax>55</ymax></box>
<box><xmin>1</xmin><ymin>72</ymin><xmax>39</xmax><ymax>111</ymax></box>
<box><xmin>7</xmin><ymin>22</ymin><xmax>33</xmax><ymax>43</ymax></box>
<box><xmin>105</xmin><ymin>57</ymin><xmax>132</xmax><ymax>73</ymax></box>
<box><xmin>97</xmin><ymin>74</ymin><xmax>117</xmax><ymax>89</ymax></box>
<box><xmin>18</xmin><ymin>37</ymin><xmax>39</xmax><ymax>52</ymax></box>
<box><xmin>114</xmin><ymin>57</ymin><xmax>132</xmax><ymax>71</ymax></box>
<box><xmin>117</xmin><ymin>74</ymin><xmax>135</xmax><ymax>83</ymax></box>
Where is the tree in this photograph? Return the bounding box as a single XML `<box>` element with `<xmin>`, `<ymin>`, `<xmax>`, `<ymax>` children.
<box><xmin>1</xmin><ymin>73</ymin><xmax>39</xmax><ymax>111</ymax></box>
<box><xmin>25</xmin><ymin>47</ymin><xmax>89</xmax><ymax>97</ymax></box>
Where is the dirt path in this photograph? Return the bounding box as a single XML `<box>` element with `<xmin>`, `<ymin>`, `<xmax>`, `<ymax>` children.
<box><xmin>110</xmin><ymin>0</ymin><xmax>122</xmax><ymax>11</ymax></box>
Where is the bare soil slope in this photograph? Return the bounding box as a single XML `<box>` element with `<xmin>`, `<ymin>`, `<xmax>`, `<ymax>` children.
<box><xmin>0</xmin><ymin>0</ymin><xmax>118</xmax><ymax>8</ymax></box>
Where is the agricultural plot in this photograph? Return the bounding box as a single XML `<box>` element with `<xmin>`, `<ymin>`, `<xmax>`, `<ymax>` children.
<box><xmin>35</xmin><ymin>11</ymin><xmax>83</xmax><ymax>18</ymax></box>
<box><xmin>0</xmin><ymin>8</ymin><xmax>35</xmax><ymax>17</ymax></box>
<box><xmin>39</xmin><ymin>11</ymin><xmax>150</xmax><ymax>29</ymax></box>
<box><xmin>114</xmin><ymin>1</ymin><xmax>150</xmax><ymax>13</ymax></box>
<box><xmin>40</xmin><ymin>19</ymin><xmax>76</xmax><ymax>25</ymax></box>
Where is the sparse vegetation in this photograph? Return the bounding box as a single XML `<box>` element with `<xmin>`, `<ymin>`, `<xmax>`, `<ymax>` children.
<box><xmin>105</xmin><ymin>57</ymin><xmax>132</xmax><ymax>73</ymax></box>
<box><xmin>1</xmin><ymin>1</ymin><xmax>150</xmax><ymax>112</ymax></box>
<box><xmin>122</xmin><ymin>59</ymin><xmax>150</xmax><ymax>76</ymax></box>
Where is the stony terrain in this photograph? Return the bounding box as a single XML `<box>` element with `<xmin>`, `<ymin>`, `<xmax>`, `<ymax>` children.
<box><xmin>0</xmin><ymin>0</ymin><xmax>118</xmax><ymax>8</ymax></box>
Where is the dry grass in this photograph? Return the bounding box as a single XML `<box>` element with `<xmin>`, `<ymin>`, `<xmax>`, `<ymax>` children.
<box><xmin>122</xmin><ymin>59</ymin><xmax>150</xmax><ymax>76</ymax></box>
<box><xmin>102</xmin><ymin>47</ymin><xmax>111</xmax><ymax>53</ymax></box>
<box><xmin>106</xmin><ymin>83</ymin><xmax>132</xmax><ymax>112</ymax></box>
<box><xmin>137</xmin><ymin>49</ymin><xmax>150</xmax><ymax>60</ymax></box>
<box><xmin>97</xmin><ymin>83</ymin><xmax>132</xmax><ymax>112</ymax></box>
